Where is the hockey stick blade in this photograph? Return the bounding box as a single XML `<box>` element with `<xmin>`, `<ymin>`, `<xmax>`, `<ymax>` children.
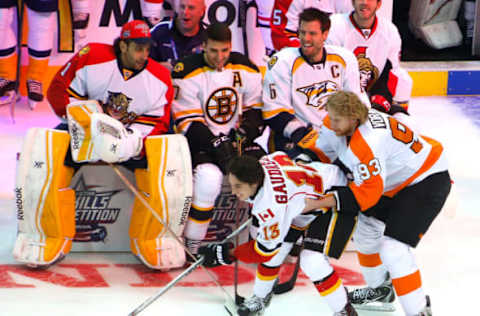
<box><xmin>224</xmin><ymin>298</ymin><xmax>239</xmax><ymax>315</ymax></box>
<box><xmin>273</xmin><ymin>256</ymin><xmax>300</xmax><ymax>295</ymax></box>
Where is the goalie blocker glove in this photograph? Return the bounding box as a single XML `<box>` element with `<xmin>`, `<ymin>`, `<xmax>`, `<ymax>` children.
<box><xmin>198</xmin><ymin>242</ymin><xmax>235</xmax><ymax>267</ymax></box>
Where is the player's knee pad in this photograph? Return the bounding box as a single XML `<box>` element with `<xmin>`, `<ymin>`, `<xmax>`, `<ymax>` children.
<box><xmin>13</xmin><ymin>128</ymin><xmax>75</xmax><ymax>267</ymax></box>
<box><xmin>192</xmin><ymin>163</ymin><xmax>223</xmax><ymax>208</ymax></box>
<box><xmin>299</xmin><ymin>249</ymin><xmax>333</xmax><ymax>281</ymax></box>
<box><xmin>26</xmin><ymin>7</ymin><xmax>55</xmax><ymax>52</ymax></box>
<box><xmin>129</xmin><ymin>135</ymin><xmax>192</xmax><ymax>270</ymax></box>
<box><xmin>0</xmin><ymin>7</ymin><xmax>16</xmax><ymax>50</ymax></box>
<box><xmin>353</xmin><ymin>213</ymin><xmax>385</xmax><ymax>254</ymax></box>
<box><xmin>379</xmin><ymin>236</ymin><xmax>418</xmax><ymax>278</ymax></box>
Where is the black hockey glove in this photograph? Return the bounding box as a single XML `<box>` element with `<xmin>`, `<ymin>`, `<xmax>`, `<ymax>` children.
<box><xmin>237</xmin><ymin>121</ymin><xmax>261</xmax><ymax>143</ymax></box>
<box><xmin>210</xmin><ymin>134</ymin><xmax>236</xmax><ymax>174</ymax></box>
<box><xmin>242</xmin><ymin>142</ymin><xmax>267</xmax><ymax>159</ymax></box>
<box><xmin>198</xmin><ymin>242</ymin><xmax>235</xmax><ymax>267</ymax></box>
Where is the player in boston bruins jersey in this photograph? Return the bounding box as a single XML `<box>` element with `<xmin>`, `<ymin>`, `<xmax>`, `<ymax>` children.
<box><xmin>263</xmin><ymin>8</ymin><xmax>369</xmax><ymax>156</ymax></box>
<box><xmin>326</xmin><ymin>0</ymin><xmax>413</xmax><ymax>114</ymax></box>
<box><xmin>171</xmin><ymin>23</ymin><xmax>265</xmax><ymax>258</ymax></box>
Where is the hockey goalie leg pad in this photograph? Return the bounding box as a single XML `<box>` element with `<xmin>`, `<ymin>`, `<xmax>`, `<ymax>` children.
<box><xmin>129</xmin><ymin>135</ymin><xmax>192</xmax><ymax>270</ymax></box>
<box><xmin>13</xmin><ymin>128</ymin><xmax>75</xmax><ymax>267</ymax></box>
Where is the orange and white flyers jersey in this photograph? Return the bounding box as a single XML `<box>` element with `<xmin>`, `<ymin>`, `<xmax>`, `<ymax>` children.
<box><xmin>48</xmin><ymin>43</ymin><xmax>173</xmax><ymax>137</ymax></box>
<box><xmin>271</xmin><ymin>0</ymin><xmax>352</xmax><ymax>50</ymax></box>
<box><xmin>249</xmin><ymin>152</ymin><xmax>347</xmax><ymax>257</ymax></box>
<box><xmin>326</xmin><ymin>13</ymin><xmax>412</xmax><ymax>101</ymax></box>
<box><xmin>263</xmin><ymin>46</ymin><xmax>369</xmax><ymax>134</ymax></box>
<box><xmin>171</xmin><ymin>52</ymin><xmax>262</xmax><ymax>136</ymax></box>
<box><xmin>312</xmin><ymin>110</ymin><xmax>448</xmax><ymax>212</ymax></box>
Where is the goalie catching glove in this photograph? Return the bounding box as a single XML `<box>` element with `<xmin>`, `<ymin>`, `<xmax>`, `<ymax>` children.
<box><xmin>198</xmin><ymin>242</ymin><xmax>235</xmax><ymax>267</ymax></box>
<box><xmin>91</xmin><ymin>113</ymin><xmax>143</xmax><ymax>163</ymax></box>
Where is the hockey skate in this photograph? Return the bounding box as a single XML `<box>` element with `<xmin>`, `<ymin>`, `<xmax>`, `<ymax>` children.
<box><xmin>415</xmin><ymin>295</ymin><xmax>432</xmax><ymax>316</ymax></box>
<box><xmin>334</xmin><ymin>302</ymin><xmax>358</xmax><ymax>316</ymax></box>
<box><xmin>0</xmin><ymin>78</ymin><xmax>15</xmax><ymax>95</ymax></box>
<box><xmin>237</xmin><ymin>290</ymin><xmax>274</xmax><ymax>316</ymax></box>
<box><xmin>26</xmin><ymin>79</ymin><xmax>43</xmax><ymax>110</ymax></box>
<box><xmin>348</xmin><ymin>275</ymin><xmax>396</xmax><ymax>311</ymax></box>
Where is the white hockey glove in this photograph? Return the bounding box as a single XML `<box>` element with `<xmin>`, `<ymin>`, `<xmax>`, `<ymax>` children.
<box><xmin>90</xmin><ymin>113</ymin><xmax>143</xmax><ymax>163</ymax></box>
<box><xmin>198</xmin><ymin>242</ymin><xmax>235</xmax><ymax>267</ymax></box>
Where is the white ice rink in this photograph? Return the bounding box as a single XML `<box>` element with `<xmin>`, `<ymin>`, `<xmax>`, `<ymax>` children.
<box><xmin>0</xmin><ymin>96</ymin><xmax>479</xmax><ymax>316</ymax></box>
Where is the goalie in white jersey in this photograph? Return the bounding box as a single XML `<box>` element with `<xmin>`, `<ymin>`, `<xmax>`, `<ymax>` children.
<box><xmin>263</xmin><ymin>8</ymin><xmax>369</xmax><ymax>157</ymax></box>
<box><xmin>13</xmin><ymin>20</ymin><xmax>193</xmax><ymax>272</ymax></box>
<box><xmin>199</xmin><ymin>152</ymin><xmax>359</xmax><ymax>316</ymax></box>
<box><xmin>301</xmin><ymin>91</ymin><xmax>451</xmax><ymax>316</ymax></box>
<box><xmin>326</xmin><ymin>0</ymin><xmax>413</xmax><ymax>115</ymax></box>
<box><xmin>171</xmin><ymin>23</ymin><xmax>266</xmax><ymax>258</ymax></box>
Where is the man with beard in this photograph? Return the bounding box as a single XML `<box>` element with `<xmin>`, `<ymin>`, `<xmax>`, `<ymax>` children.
<box><xmin>326</xmin><ymin>0</ymin><xmax>413</xmax><ymax>116</ymax></box>
<box><xmin>262</xmin><ymin>7</ymin><xmax>369</xmax><ymax>156</ymax></box>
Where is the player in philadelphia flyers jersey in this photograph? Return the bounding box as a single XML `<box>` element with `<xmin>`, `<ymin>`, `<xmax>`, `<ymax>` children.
<box><xmin>263</xmin><ymin>8</ymin><xmax>369</xmax><ymax>156</ymax></box>
<box><xmin>171</xmin><ymin>23</ymin><xmax>266</xmax><ymax>259</ymax></box>
<box><xmin>270</xmin><ymin>0</ymin><xmax>352</xmax><ymax>51</ymax></box>
<box><xmin>326</xmin><ymin>0</ymin><xmax>413</xmax><ymax>114</ymax></box>
<box><xmin>301</xmin><ymin>91</ymin><xmax>450</xmax><ymax>316</ymax></box>
<box><xmin>198</xmin><ymin>152</ymin><xmax>359</xmax><ymax>316</ymax></box>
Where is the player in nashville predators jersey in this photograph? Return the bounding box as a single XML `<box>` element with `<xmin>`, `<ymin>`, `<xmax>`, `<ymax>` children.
<box><xmin>171</xmin><ymin>23</ymin><xmax>266</xmax><ymax>258</ymax></box>
<box><xmin>263</xmin><ymin>8</ymin><xmax>369</xmax><ymax>156</ymax></box>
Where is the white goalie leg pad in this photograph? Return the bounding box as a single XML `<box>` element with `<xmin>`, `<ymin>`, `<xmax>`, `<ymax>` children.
<box><xmin>13</xmin><ymin>128</ymin><xmax>75</xmax><ymax>267</ymax></box>
<box><xmin>66</xmin><ymin>100</ymin><xmax>103</xmax><ymax>162</ymax></box>
<box><xmin>130</xmin><ymin>135</ymin><xmax>192</xmax><ymax>270</ymax></box>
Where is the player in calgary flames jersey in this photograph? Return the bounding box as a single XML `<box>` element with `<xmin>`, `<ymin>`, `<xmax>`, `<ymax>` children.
<box><xmin>301</xmin><ymin>91</ymin><xmax>450</xmax><ymax>316</ymax></box>
<box><xmin>199</xmin><ymin>152</ymin><xmax>359</xmax><ymax>316</ymax></box>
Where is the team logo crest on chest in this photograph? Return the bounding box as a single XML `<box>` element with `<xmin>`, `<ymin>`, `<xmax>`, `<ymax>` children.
<box><xmin>297</xmin><ymin>81</ymin><xmax>338</xmax><ymax>109</ymax></box>
<box><xmin>206</xmin><ymin>87</ymin><xmax>238</xmax><ymax>124</ymax></box>
<box><xmin>104</xmin><ymin>91</ymin><xmax>137</xmax><ymax>124</ymax></box>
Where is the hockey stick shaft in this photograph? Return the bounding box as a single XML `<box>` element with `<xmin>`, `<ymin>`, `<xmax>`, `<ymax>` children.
<box><xmin>109</xmin><ymin>164</ymin><xmax>238</xmax><ymax>311</ymax></box>
<box><xmin>11</xmin><ymin>0</ymin><xmax>25</xmax><ymax>123</ymax></box>
<box><xmin>128</xmin><ymin>255</ymin><xmax>205</xmax><ymax>316</ymax></box>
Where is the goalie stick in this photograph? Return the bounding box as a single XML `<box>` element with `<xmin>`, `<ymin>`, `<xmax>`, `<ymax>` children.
<box><xmin>109</xmin><ymin>163</ymin><xmax>241</xmax><ymax>316</ymax></box>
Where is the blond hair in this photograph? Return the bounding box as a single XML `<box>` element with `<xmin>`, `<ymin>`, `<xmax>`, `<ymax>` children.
<box><xmin>326</xmin><ymin>91</ymin><xmax>369</xmax><ymax>124</ymax></box>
